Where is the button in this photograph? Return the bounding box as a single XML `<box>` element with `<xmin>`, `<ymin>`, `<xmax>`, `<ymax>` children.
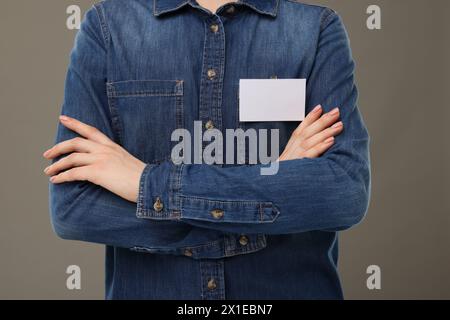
<box><xmin>153</xmin><ymin>197</ymin><xmax>164</xmax><ymax>212</ymax></box>
<box><xmin>207</xmin><ymin>69</ymin><xmax>217</xmax><ymax>80</ymax></box>
<box><xmin>184</xmin><ymin>249</ymin><xmax>193</xmax><ymax>257</ymax></box>
<box><xmin>239</xmin><ymin>235</ymin><xmax>249</xmax><ymax>246</ymax></box>
<box><xmin>207</xmin><ymin>278</ymin><xmax>217</xmax><ymax>291</ymax></box>
<box><xmin>205</xmin><ymin>120</ymin><xmax>214</xmax><ymax>130</ymax></box>
<box><xmin>226</xmin><ymin>5</ymin><xmax>236</xmax><ymax>14</ymax></box>
<box><xmin>210</xmin><ymin>24</ymin><xmax>219</xmax><ymax>33</ymax></box>
<box><xmin>210</xmin><ymin>209</ymin><xmax>224</xmax><ymax>219</ymax></box>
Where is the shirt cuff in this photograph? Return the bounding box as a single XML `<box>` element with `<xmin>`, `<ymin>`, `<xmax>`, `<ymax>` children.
<box><xmin>136</xmin><ymin>162</ymin><xmax>279</xmax><ymax>224</ymax></box>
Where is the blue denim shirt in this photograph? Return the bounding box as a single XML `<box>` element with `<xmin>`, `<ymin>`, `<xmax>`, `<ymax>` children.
<box><xmin>50</xmin><ymin>0</ymin><xmax>370</xmax><ymax>299</ymax></box>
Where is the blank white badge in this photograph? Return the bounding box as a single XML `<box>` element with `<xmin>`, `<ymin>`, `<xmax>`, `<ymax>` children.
<box><xmin>239</xmin><ymin>79</ymin><xmax>306</xmax><ymax>122</ymax></box>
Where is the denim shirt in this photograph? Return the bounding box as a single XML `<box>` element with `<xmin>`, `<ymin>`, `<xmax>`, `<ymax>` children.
<box><xmin>50</xmin><ymin>0</ymin><xmax>370</xmax><ymax>299</ymax></box>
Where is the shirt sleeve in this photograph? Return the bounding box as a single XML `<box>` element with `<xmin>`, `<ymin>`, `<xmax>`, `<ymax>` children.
<box><xmin>49</xmin><ymin>5</ymin><xmax>217</xmax><ymax>250</ymax></box>
<box><xmin>136</xmin><ymin>10</ymin><xmax>371</xmax><ymax>235</ymax></box>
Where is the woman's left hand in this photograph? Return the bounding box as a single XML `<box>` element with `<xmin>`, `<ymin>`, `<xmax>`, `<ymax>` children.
<box><xmin>43</xmin><ymin>116</ymin><xmax>146</xmax><ymax>203</ymax></box>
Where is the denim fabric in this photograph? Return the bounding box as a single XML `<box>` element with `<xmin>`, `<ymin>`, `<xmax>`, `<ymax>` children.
<box><xmin>49</xmin><ymin>0</ymin><xmax>370</xmax><ymax>299</ymax></box>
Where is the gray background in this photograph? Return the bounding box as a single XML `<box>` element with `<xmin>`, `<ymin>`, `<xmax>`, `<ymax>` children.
<box><xmin>0</xmin><ymin>0</ymin><xmax>449</xmax><ymax>299</ymax></box>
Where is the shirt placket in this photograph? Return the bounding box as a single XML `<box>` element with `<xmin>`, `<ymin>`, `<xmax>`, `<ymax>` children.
<box><xmin>197</xmin><ymin>14</ymin><xmax>225</xmax><ymax>150</ymax></box>
<box><xmin>200</xmin><ymin>259</ymin><xmax>225</xmax><ymax>300</ymax></box>
<box><xmin>197</xmin><ymin>10</ymin><xmax>227</xmax><ymax>300</ymax></box>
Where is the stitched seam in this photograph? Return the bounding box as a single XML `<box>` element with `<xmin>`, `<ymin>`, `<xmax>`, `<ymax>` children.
<box><xmin>320</xmin><ymin>8</ymin><xmax>337</xmax><ymax>31</ymax></box>
<box><xmin>154</xmin><ymin>0</ymin><xmax>190</xmax><ymax>16</ymax></box>
<box><xmin>132</xmin><ymin>237</ymin><xmax>222</xmax><ymax>252</ymax></box>
<box><xmin>224</xmin><ymin>241</ymin><xmax>267</xmax><ymax>258</ymax></box>
<box><xmin>106</xmin><ymin>80</ymin><xmax>183</xmax><ymax>97</ymax></box>
<box><xmin>136</xmin><ymin>164</ymin><xmax>152</xmax><ymax>218</ymax></box>
<box><xmin>198</xmin><ymin>20</ymin><xmax>209</xmax><ymax>123</ymax></box>
<box><xmin>239</xmin><ymin>0</ymin><xmax>279</xmax><ymax>17</ymax></box>
<box><xmin>108</xmin><ymin>92</ymin><xmax>182</xmax><ymax>97</ymax></box>
<box><xmin>305</xmin><ymin>8</ymin><xmax>335</xmax><ymax>88</ymax></box>
<box><xmin>107</xmin><ymin>79</ymin><xmax>184</xmax><ymax>85</ymax></box>
<box><xmin>216</xmin><ymin>18</ymin><xmax>225</xmax><ymax>131</ymax></box>
<box><xmin>93</xmin><ymin>3</ymin><xmax>110</xmax><ymax>48</ymax></box>
<box><xmin>106</xmin><ymin>85</ymin><xmax>123</xmax><ymax>144</ymax></box>
<box><xmin>179</xmin><ymin>215</ymin><xmax>276</xmax><ymax>225</ymax></box>
<box><xmin>177</xmin><ymin>194</ymin><xmax>272</xmax><ymax>207</ymax></box>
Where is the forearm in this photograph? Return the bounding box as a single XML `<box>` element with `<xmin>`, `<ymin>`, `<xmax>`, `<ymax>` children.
<box><xmin>48</xmin><ymin>5</ymin><xmax>220</xmax><ymax>250</ymax></box>
<box><xmin>137</xmin><ymin>117</ymin><xmax>370</xmax><ymax>235</ymax></box>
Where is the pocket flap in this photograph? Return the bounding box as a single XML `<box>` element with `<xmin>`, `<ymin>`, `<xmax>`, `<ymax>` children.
<box><xmin>107</xmin><ymin>80</ymin><xmax>183</xmax><ymax>97</ymax></box>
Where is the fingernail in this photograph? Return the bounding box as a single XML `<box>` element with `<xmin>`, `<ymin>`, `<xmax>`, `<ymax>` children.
<box><xmin>328</xmin><ymin>108</ymin><xmax>339</xmax><ymax>116</ymax></box>
<box><xmin>44</xmin><ymin>166</ymin><xmax>50</xmax><ymax>173</ymax></box>
<box><xmin>332</xmin><ymin>121</ymin><xmax>343</xmax><ymax>129</ymax></box>
<box><xmin>59</xmin><ymin>115</ymin><xmax>70</xmax><ymax>122</ymax></box>
<box><xmin>324</xmin><ymin>137</ymin><xmax>334</xmax><ymax>144</ymax></box>
<box><xmin>43</xmin><ymin>148</ymin><xmax>53</xmax><ymax>157</ymax></box>
<box><xmin>49</xmin><ymin>176</ymin><xmax>56</xmax><ymax>183</ymax></box>
<box><xmin>312</xmin><ymin>105</ymin><xmax>322</xmax><ymax>113</ymax></box>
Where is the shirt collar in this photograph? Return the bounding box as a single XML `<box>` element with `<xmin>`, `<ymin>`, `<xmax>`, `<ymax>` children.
<box><xmin>153</xmin><ymin>0</ymin><xmax>279</xmax><ymax>17</ymax></box>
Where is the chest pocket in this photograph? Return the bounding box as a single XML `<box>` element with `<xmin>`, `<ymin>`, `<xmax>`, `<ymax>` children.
<box><xmin>107</xmin><ymin>80</ymin><xmax>184</xmax><ymax>163</ymax></box>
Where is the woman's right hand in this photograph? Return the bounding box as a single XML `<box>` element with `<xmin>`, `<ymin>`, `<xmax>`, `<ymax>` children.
<box><xmin>278</xmin><ymin>105</ymin><xmax>343</xmax><ymax>161</ymax></box>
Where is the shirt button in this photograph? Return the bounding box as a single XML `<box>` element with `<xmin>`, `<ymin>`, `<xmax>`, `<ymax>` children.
<box><xmin>239</xmin><ymin>235</ymin><xmax>249</xmax><ymax>246</ymax></box>
<box><xmin>210</xmin><ymin>209</ymin><xmax>224</xmax><ymax>219</ymax></box>
<box><xmin>207</xmin><ymin>69</ymin><xmax>217</xmax><ymax>80</ymax></box>
<box><xmin>207</xmin><ymin>278</ymin><xmax>217</xmax><ymax>291</ymax></box>
<box><xmin>210</xmin><ymin>24</ymin><xmax>219</xmax><ymax>33</ymax></box>
<box><xmin>205</xmin><ymin>120</ymin><xmax>215</xmax><ymax>130</ymax></box>
<box><xmin>226</xmin><ymin>5</ymin><xmax>236</xmax><ymax>14</ymax></box>
<box><xmin>184</xmin><ymin>249</ymin><xmax>193</xmax><ymax>257</ymax></box>
<box><xmin>153</xmin><ymin>197</ymin><xmax>164</xmax><ymax>212</ymax></box>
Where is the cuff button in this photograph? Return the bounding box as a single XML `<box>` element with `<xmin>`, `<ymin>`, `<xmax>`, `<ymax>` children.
<box><xmin>239</xmin><ymin>235</ymin><xmax>249</xmax><ymax>246</ymax></box>
<box><xmin>210</xmin><ymin>209</ymin><xmax>224</xmax><ymax>219</ymax></box>
<box><xmin>184</xmin><ymin>249</ymin><xmax>193</xmax><ymax>257</ymax></box>
<box><xmin>153</xmin><ymin>197</ymin><xmax>164</xmax><ymax>212</ymax></box>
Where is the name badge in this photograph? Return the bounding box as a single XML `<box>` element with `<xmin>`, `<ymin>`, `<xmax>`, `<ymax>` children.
<box><xmin>239</xmin><ymin>79</ymin><xmax>306</xmax><ymax>122</ymax></box>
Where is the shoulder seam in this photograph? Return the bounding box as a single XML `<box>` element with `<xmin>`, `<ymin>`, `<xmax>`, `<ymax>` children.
<box><xmin>320</xmin><ymin>7</ymin><xmax>337</xmax><ymax>31</ymax></box>
<box><xmin>93</xmin><ymin>2</ymin><xmax>110</xmax><ymax>49</ymax></box>
<box><xmin>284</xmin><ymin>1</ymin><xmax>337</xmax><ymax>31</ymax></box>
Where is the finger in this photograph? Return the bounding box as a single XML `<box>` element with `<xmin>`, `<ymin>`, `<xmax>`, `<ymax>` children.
<box><xmin>301</xmin><ymin>104</ymin><xmax>324</xmax><ymax>128</ymax></box>
<box><xmin>44</xmin><ymin>152</ymin><xmax>95</xmax><ymax>176</ymax></box>
<box><xmin>303</xmin><ymin>137</ymin><xmax>335</xmax><ymax>158</ymax></box>
<box><xmin>59</xmin><ymin>115</ymin><xmax>113</xmax><ymax>145</ymax></box>
<box><xmin>302</xmin><ymin>121</ymin><xmax>343</xmax><ymax>150</ymax></box>
<box><xmin>278</xmin><ymin>140</ymin><xmax>306</xmax><ymax>161</ymax></box>
<box><xmin>291</xmin><ymin>104</ymin><xmax>323</xmax><ymax>138</ymax></box>
<box><xmin>43</xmin><ymin>137</ymin><xmax>97</xmax><ymax>159</ymax></box>
<box><xmin>49</xmin><ymin>166</ymin><xmax>92</xmax><ymax>184</ymax></box>
<box><xmin>301</xmin><ymin>107</ymin><xmax>340</xmax><ymax>140</ymax></box>
<box><xmin>284</xmin><ymin>106</ymin><xmax>322</xmax><ymax>152</ymax></box>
